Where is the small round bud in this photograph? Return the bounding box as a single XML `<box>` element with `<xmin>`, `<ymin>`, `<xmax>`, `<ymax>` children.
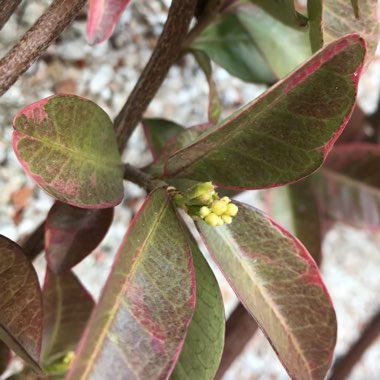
<box><xmin>225</xmin><ymin>203</ymin><xmax>238</xmax><ymax>216</ymax></box>
<box><xmin>211</xmin><ymin>200</ymin><xmax>228</xmax><ymax>216</ymax></box>
<box><xmin>204</xmin><ymin>213</ymin><xmax>222</xmax><ymax>227</ymax></box>
<box><xmin>220</xmin><ymin>196</ymin><xmax>231</xmax><ymax>204</ymax></box>
<box><xmin>199</xmin><ymin>206</ymin><xmax>211</xmax><ymax>218</ymax></box>
<box><xmin>221</xmin><ymin>215</ymin><xmax>232</xmax><ymax>224</ymax></box>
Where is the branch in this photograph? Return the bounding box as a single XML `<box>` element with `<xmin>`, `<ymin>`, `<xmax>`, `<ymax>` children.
<box><xmin>123</xmin><ymin>164</ymin><xmax>167</xmax><ymax>192</ymax></box>
<box><xmin>328</xmin><ymin>309</ymin><xmax>380</xmax><ymax>380</ymax></box>
<box><xmin>0</xmin><ymin>0</ymin><xmax>86</xmax><ymax>97</ymax></box>
<box><xmin>114</xmin><ymin>0</ymin><xmax>197</xmax><ymax>153</ymax></box>
<box><xmin>0</xmin><ymin>0</ymin><xmax>22</xmax><ymax>31</ymax></box>
<box><xmin>214</xmin><ymin>303</ymin><xmax>258</xmax><ymax>379</ymax></box>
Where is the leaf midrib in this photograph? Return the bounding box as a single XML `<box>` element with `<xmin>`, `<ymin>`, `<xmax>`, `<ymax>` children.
<box><xmin>76</xmin><ymin>194</ymin><xmax>169</xmax><ymax>379</ymax></box>
<box><xmin>215</xmin><ymin>228</ymin><xmax>312</xmax><ymax>378</ymax></box>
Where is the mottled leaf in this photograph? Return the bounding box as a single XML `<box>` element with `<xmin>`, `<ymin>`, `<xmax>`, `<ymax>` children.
<box><xmin>87</xmin><ymin>0</ymin><xmax>131</xmax><ymax>44</ymax></box>
<box><xmin>192</xmin><ymin>12</ymin><xmax>276</xmax><ymax>83</ymax></box>
<box><xmin>324</xmin><ymin>0</ymin><xmax>378</xmax><ymax>61</ymax></box>
<box><xmin>193</xmin><ymin>50</ymin><xmax>222</xmax><ymax>124</ymax></box>
<box><xmin>165</xmin><ymin>35</ymin><xmax>366</xmax><ymax>190</ymax></box>
<box><xmin>142</xmin><ymin>119</ymin><xmax>185</xmax><ymax>161</ymax></box>
<box><xmin>0</xmin><ymin>235</ymin><xmax>42</xmax><ymax>371</ymax></box>
<box><xmin>308</xmin><ymin>0</ymin><xmax>324</xmax><ymax>52</ymax></box>
<box><xmin>45</xmin><ymin>202</ymin><xmax>114</xmax><ymax>274</ymax></box>
<box><xmin>197</xmin><ymin>202</ymin><xmax>336</xmax><ymax>380</ymax></box>
<box><xmin>317</xmin><ymin>143</ymin><xmax>380</xmax><ymax>230</ymax></box>
<box><xmin>235</xmin><ymin>4</ymin><xmax>312</xmax><ymax>78</ymax></box>
<box><xmin>171</xmin><ymin>228</ymin><xmax>224</xmax><ymax>380</ymax></box>
<box><xmin>67</xmin><ymin>189</ymin><xmax>195</xmax><ymax>380</ymax></box>
<box><xmin>12</xmin><ymin>95</ymin><xmax>124</xmax><ymax>209</ymax></box>
<box><xmin>249</xmin><ymin>0</ymin><xmax>308</xmax><ymax>27</ymax></box>
<box><xmin>264</xmin><ymin>178</ymin><xmax>323</xmax><ymax>265</ymax></box>
<box><xmin>42</xmin><ymin>269</ymin><xmax>94</xmax><ymax>372</ymax></box>
<box><xmin>0</xmin><ymin>340</ymin><xmax>11</xmax><ymax>376</ymax></box>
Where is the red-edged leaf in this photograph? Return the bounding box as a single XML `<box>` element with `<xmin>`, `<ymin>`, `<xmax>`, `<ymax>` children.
<box><xmin>45</xmin><ymin>202</ymin><xmax>114</xmax><ymax>274</ymax></box>
<box><xmin>171</xmin><ymin>227</ymin><xmax>224</xmax><ymax>380</ymax></box>
<box><xmin>67</xmin><ymin>189</ymin><xmax>195</xmax><ymax>380</ymax></box>
<box><xmin>325</xmin><ymin>0</ymin><xmax>378</xmax><ymax>62</ymax></box>
<box><xmin>317</xmin><ymin>143</ymin><xmax>380</xmax><ymax>230</ymax></box>
<box><xmin>0</xmin><ymin>340</ymin><xmax>11</xmax><ymax>376</ymax></box>
<box><xmin>12</xmin><ymin>95</ymin><xmax>124</xmax><ymax>209</ymax></box>
<box><xmin>197</xmin><ymin>203</ymin><xmax>336</xmax><ymax>380</ymax></box>
<box><xmin>0</xmin><ymin>235</ymin><xmax>43</xmax><ymax>371</ymax></box>
<box><xmin>264</xmin><ymin>178</ymin><xmax>323</xmax><ymax>265</ymax></box>
<box><xmin>308</xmin><ymin>0</ymin><xmax>324</xmax><ymax>52</ymax></box>
<box><xmin>42</xmin><ymin>270</ymin><xmax>94</xmax><ymax>374</ymax></box>
<box><xmin>165</xmin><ymin>34</ymin><xmax>366</xmax><ymax>190</ymax></box>
<box><xmin>87</xmin><ymin>0</ymin><xmax>131</xmax><ymax>44</ymax></box>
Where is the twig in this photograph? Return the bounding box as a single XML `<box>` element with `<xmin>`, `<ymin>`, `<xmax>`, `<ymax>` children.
<box><xmin>124</xmin><ymin>164</ymin><xmax>167</xmax><ymax>192</ymax></box>
<box><xmin>214</xmin><ymin>303</ymin><xmax>258</xmax><ymax>379</ymax></box>
<box><xmin>114</xmin><ymin>0</ymin><xmax>197</xmax><ymax>153</ymax></box>
<box><xmin>0</xmin><ymin>0</ymin><xmax>86</xmax><ymax>97</ymax></box>
<box><xmin>0</xmin><ymin>0</ymin><xmax>22</xmax><ymax>31</ymax></box>
<box><xmin>328</xmin><ymin>309</ymin><xmax>380</xmax><ymax>380</ymax></box>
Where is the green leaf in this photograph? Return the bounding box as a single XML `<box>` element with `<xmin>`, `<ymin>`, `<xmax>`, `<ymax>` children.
<box><xmin>249</xmin><ymin>0</ymin><xmax>308</xmax><ymax>28</ymax></box>
<box><xmin>142</xmin><ymin>119</ymin><xmax>185</xmax><ymax>161</ymax></box>
<box><xmin>66</xmin><ymin>189</ymin><xmax>195</xmax><ymax>380</ymax></box>
<box><xmin>235</xmin><ymin>5</ymin><xmax>312</xmax><ymax>78</ymax></box>
<box><xmin>324</xmin><ymin>0</ymin><xmax>378</xmax><ymax>61</ymax></box>
<box><xmin>165</xmin><ymin>34</ymin><xmax>366</xmax><ymax>190</ymax></box>
<box><xmin>171</xmin><ymin>229</ymin><xmax>225</xmax><ymax>380</ymax></box>
<box><xmin>41</xmin><ymin>269</ymin><xmax>94</xmax><ymax>371</ymax></box>
<box><xmin>0</xmin><ymin>235</ymin><xmax>43</xmax><ymax>372</ymax></box>
<box><xmin>317</xmin><ymin>143</ymin><xmax>380</xmax><ymax>230</ymax></box>
<box><xmin>0</xmin><ymin>340</ymin><xmax>10</xmax><ymax>376</ymax></box>
<box><xmin>307</xmin><ymin>0</ymin><xmax>324</xmax><ymax>52</ymax></box>
<box><xmin>197</xmin><ymin>202</ymin><xmax>337</xmax><ymax>380</ymax></box>
<box><xmin>264</xmin><ymin>178</ymin><xmax>323</xmax><ymax>265</ymax></box>
<box><xmin>192</xmin><ymin>50</ymin><xmax>222</xmax><ymax>124</ymax></box>
<box><xmin>45</xmin><ymin>201</ymin><xmax>114</xmax><ymax>274</ymax></box>
<box><xmin>193</xmin><ymin>12</ymin><xmax>276</xmax><ymax>83</ymax></box>
<box><xmin>12</xmin><ymin>95</ymin><xmax>124</xmax><ymax>209</ymax></box>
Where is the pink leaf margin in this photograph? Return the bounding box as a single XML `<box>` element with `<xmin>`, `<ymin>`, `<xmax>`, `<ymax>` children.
<box><xmin>87</xmin><ymin>0</ymin><xmax>132</xmax><ymax>45</ymax></box>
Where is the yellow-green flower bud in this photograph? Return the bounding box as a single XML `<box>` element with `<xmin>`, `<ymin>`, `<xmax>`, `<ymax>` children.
<box><xmin>221</xmin><ymin>215</ymin><xmax>232</xmax><ymax>224</ymax></box>
<box><xmin>211</xmin><ymin>200</ymin><xmax>228</xmax><ymax>216</ymax></box>
<box><xmin>186</xmin><ymin>181</ymin><xmax>215</xmax><ymax>205</ymax></box>
<box><xmin>225</xmin><ymin>203</ymin><xmax>238</xmax><ymax>217</ymax></box>
<box><xmin>220</xmin><ymin>196</ymin><xmax>231</xmax><ymax>204</ymax></box>
<box><xmin>199</xmin><ymin>206</ymin><xmax>211</xmax><ymax>218</ymax></box>
<box><xmin>204</xmin><ymin>213</ymin><xmax>223</xmax><ymax>226</ymax></box>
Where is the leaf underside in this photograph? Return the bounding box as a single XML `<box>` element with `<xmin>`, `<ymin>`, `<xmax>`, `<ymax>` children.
<box><xmin>165</xmin><ymin>34</ymin><xmax>366</xmax><ymax>190</ymax></box>
<box><xmin>197</xmin><ymin>203</ymin><xmax>336</xmax><ymax>380</ymax></box>
<box><xmin>42</xmin><ymin>270</ymin><xmax>94</xmax><ymax>368</ymax></box>
<box><xmin>13</xmin><ymin>95</ymin><xmax>124</xmax><ymax>209</ymax></box>
<box><xmin>0</xmin><ymin>235</ymin><xmax>43</xmax><ymax>372</ymax></box>
<box><xmin>171</xmin><ymin>228</ymin><xmax>225</xmax><ymax>380</ymax></box>
<box><xmin>317</xmin><ymin>143</ymin><xmax>380</xmax><ymax>230</ymax></box>
<box><xmin>67</xmin><ymin>189</ymin><xmax>195</xmax><ymax>380</ymax></box>
<box><xmin>45</xmin><ymin>201</ymin><xmax>114</xmax><ymax>274</ymax></box>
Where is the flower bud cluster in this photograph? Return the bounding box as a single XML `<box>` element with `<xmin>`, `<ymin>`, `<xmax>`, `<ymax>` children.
<box><xmin>171</xmin><ymin>182</ymin><xmax>238</xmax><ymax>227</ymax></box>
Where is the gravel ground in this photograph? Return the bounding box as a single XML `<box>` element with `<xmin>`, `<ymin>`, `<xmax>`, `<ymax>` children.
<box><xmin>1</xmin><ymin>1</ymin><xmax>380</xmax><ymax>379</ymax></box>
